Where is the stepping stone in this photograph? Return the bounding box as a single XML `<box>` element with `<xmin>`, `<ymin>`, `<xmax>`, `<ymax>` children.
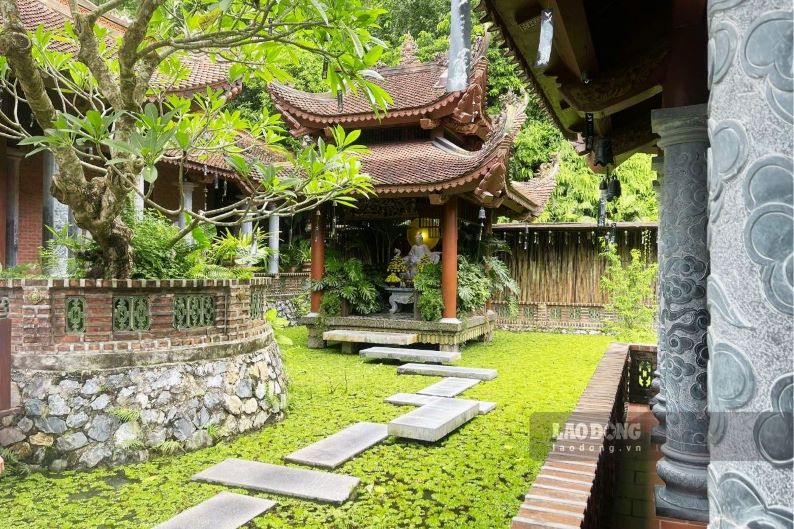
<box><xmin>322</xmin><ymin>330</ymin><xmax>418</xmax><ymax>345</ymax></box>
<box><xmin>284</xmin><ymin>422</ymin><xmax>388</xmax><ymax>469</ymax></box>
<box><xmin>385</xmin><ymin>393</ymin><xmax>497</xmax><ymax>414</ymax></box>
<box><xmin>153</xmin><ymin>492</ymin><xmax>276</xmax><ymax>529</ymax></box>
<box><xmin>417</xmin><ymin>377</ymin><xmax>480</xmax><ymax>397</ymax></box>
<box><xmin>360</xmin><ymin>347</ymin><xmax>460</xmax><ymax>364</ymax></box>
<box><xmin>192</xmin><ymin>459</ymin><xmax>359</xmax><ymax>505</ymax></box>
<box><xmin>397</xmin><ymin>363</ymin><xmax>497</xmax><ymax>380</ymax></box>
<box><xmin>388</xmin><ymin>398</ymin><xmax>480</xmax><ymax>442</ymax></box>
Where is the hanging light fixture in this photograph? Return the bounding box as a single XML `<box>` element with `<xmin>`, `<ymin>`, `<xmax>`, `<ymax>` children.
<box><xmin>478</xmin><ymin>207</ymin><xmax>486</xmax><ymax>241</ymax></box>
<box><xmin>523</xmin><ymin>226</ymin><xmax>529</xmax><ymax>250</ymax></box>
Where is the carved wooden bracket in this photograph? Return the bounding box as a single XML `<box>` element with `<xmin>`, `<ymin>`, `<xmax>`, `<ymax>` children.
<box><xmin>474</xmin><ymin>161</ymin><xmax>507</xmax><ymax>205</ymax></box>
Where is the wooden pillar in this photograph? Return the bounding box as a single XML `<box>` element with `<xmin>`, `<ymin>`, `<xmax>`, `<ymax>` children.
<box><xmin>441</xmin><ymin>197</ymin><xmax>459</xmax><ymax>322</ymax></box>
<box><xmin>484</xmin><ymin>209</ymin><xmax>494</xmax><ymax>313</ymax></box>
<box><xmin>309</xmin><ymin>207</ymin><xmax>325</xmax><ymax>314</ymax></box>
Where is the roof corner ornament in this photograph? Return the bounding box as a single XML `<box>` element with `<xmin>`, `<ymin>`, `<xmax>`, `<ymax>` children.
<box><xmin>535</xmin><ymin>9</ymin><xmax>553</xmax><ymax>69</ymax></box>
<box><xmin>447</xmin><ymin>0</ymin><xmax>472</xmax><ymax>93</ymax></box>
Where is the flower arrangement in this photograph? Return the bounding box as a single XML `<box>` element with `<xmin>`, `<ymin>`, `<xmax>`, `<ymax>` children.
<box><xmin>386</xmin><ymin>250</ymin><xmax>407</xmax><ymax>284</ymax></box>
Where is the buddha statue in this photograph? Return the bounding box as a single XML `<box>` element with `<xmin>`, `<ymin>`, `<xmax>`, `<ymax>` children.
<box><xmin>404</xmin><ymin>233</ymin><xmax>439</xmax><ymax>277</ymax></box>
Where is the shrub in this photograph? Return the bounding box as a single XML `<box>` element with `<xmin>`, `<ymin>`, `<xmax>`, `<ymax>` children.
<box><xmin>600</xmin><ymin>244</ymin><xmax>658</xmax><ymax>341</ymax></box>
<box><xmin>414</xmin><ymin>262</ymin><xmax>443</xmax><ymax>321</ymax></box>
<box><xmin>315</xmin><ymin>256</ymin><xmax>382</xmax><ymax>315</ymax></box>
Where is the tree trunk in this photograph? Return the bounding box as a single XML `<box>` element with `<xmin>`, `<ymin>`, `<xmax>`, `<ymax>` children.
<box><xmin>93</xmin><ymin>219</ymin><xmax>134</xmax><ymax>279</ymax></box>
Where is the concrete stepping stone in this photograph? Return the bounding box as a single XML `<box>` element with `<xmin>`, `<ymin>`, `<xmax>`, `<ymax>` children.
<box><xmin>385</xmin><ymin>393</ymin><xmax>497</xmax><ymax>414</ymax></box>
<box><xmin>417</xmin><ymin>377</ymin><xmax>480</xmax><ymax>397</ymax></box>
<box><xmin>284</xmin><ymin>422</ymin><xmax>388</xmax><ymax>469</ymax></box>
<box><xmin>397</xmin><ymin>363</ymin><xmax>497</xmax><ymax>380</ymax></box>
<box><xmin>192</xmin><ymin>459</ymin><xmax>359</xmax><ymax>505</ymax></box>
<box><xmin>388</xmin><ymin>398</ymin><xmax>480</xmax><ymax>442</ymax></box>
<box><xmin>322</xmin><ymin>330</ymin><xmax>418</xmax><ymax>345</ymax></box>
<box><xmin>154</xmin><ymin>492</ymin><xmax>276</xmax><ymax>529</ymax></box>
<box><xmin>360</xmin><ymin>346</ymin><xmax>460</xmax><ymax>364</ymax></box>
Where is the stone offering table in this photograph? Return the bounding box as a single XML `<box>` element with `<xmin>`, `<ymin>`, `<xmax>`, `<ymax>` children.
<box><xmin>385</xmin><ymin>287</ymin><xmax>418</xmax><ymax>317</ymax></box>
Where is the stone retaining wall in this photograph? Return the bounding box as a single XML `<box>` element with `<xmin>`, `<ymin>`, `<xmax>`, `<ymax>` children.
<box><xmin>0</xmin><ymin>278</ymin><xmax>288</xmax><ymax>471</ymax></box>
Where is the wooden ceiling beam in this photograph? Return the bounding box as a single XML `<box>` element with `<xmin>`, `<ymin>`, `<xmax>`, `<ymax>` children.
<box><xmin>545</xmin><ymin>0</ymin><xmax>599</xmax><ymax>79</ymax></box>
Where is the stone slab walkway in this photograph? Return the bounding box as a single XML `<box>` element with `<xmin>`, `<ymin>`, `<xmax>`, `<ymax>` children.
<box><xmin>417</xmin><ymin>377</ymin><xmax>480</xmax><ymax>397</ymax></box>
<box><xmin>397</xmin><ymin>363</ymin><xmax>497</xmax><ymax>380</ymax></box>
<box><xmin>359</xmin><ymin>347</ymin><xmax>460</xmax><ymax>364</ymax></box>
<box><xmin>388</xmin><ymin>398</ymin><xmax>480</xmax><ymax>442</ymax></box>
<box><xmin>284</xmin><ymin>422</ymin><xmax>388</xmax><ymax>469</ymax></box>
<box><xmin>322</xmin><ymin>330</ymin><xmax>418</xmax><ymax>345</ymax></box>
<box><xmin>192</xmin><ymin>459</ymin><xmax>360</xmax><ymax>505</ymax></box>
<box><xmin>385</xmin><ymin>393</ymin><xmax>496</xmax><ymax>414</ymax></box>
<box><xmin>153</xmin><ymin>492</ymin><xmax>276</xmax><ymax>529</ymax></box>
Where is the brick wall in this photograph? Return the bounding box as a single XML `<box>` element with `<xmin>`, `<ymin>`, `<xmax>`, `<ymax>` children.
<box><xmin>0</xmin><ymin>278</ymin><xmax>278</xmax><ymax>368</ymax></box>
<box><xmin>17</xmin><ymin>154</ymin><xmax>43</xmax><ymax>264</ymax></box>
<box><xmin>512</xmin><ymin>343</ymin><xmax>632</xmax><ymax>529</ymax></box>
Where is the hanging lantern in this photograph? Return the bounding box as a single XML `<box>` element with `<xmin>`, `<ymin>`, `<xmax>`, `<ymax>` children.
<box><xmin>337</xmin><ymin>91</ymin><xmax>344</xmax><ymax>112</ymax></box>
<box><xmin>222</xmin><ymin>179</ymin><xmax>228</xmax><ymax>198</ymax></box>
<box><xmin>533</xmin><ymin>232</ymin><xmax>538</xmax><ymax>245</ymax></box>
<box><xmin>213</xmin><ymin>174</ymin><xmax>219</xmax><ymax>190</ymax></box>
<box><xmin>322</xmin><ymin>58</ymin><xmax>329</xmax><ymax>79</ymax></box>
<box><xmin>523</xmin><ymin>226</ymin><xmax>529</xmax><ymax>250</ymax></box>
<box><xmin>478</xmin><ymin>207</ymin><xmax>486</xmax><ymax>241</ymax></box>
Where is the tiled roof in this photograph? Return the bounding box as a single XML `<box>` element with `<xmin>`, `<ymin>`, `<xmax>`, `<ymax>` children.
<box><xmin>268</xmin><ymin>36</ymin><xmax>491</xmax><ymax>128</ymax></box>
<box><xmin>270</xmin><ymin>63</ymin><xmax>450</xmax><ymax>118</ymax></box>
<box><xmin>509</xmin><ymin>159</ymin><xmax>559</xmax><ymax>214</ymax></box>
<box><xmin>162</xmin><ymin>132</ymin><xmax>287</xmax><ymax>187</ymax></box>
<box><xmin>14</xmin><ymin>0</ymin><xmax>235</xmax><ymax>95</ymax></box>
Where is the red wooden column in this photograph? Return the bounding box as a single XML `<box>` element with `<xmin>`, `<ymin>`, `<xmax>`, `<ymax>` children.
<box><xmin>309</xmin><ymin>207</ymin><xmax>325</xmax><ymax>314</ymax></box>
<box><xmin>440</xmin><ymin>197</ymin><xmax>459</xmax><ymax>322</ymax></box>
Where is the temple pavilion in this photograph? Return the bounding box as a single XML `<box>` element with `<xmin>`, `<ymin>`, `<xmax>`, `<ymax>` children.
<box><xmin>268</xmin><ymin>35</ymin><xmax>557</xmax><ymax>352</ymax></box>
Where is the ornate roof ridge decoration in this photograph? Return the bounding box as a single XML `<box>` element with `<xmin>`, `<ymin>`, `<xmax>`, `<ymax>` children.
<box><xmin>267</xmin><ymin>34</ymin><xmax>493</xmax><ymax>135</ymax></box>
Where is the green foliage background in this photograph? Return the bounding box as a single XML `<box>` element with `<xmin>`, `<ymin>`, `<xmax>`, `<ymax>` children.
<box><xmin>0</xmin><ymin>327</ymin><xmax>609</xmax><ymax>528</ymax></box>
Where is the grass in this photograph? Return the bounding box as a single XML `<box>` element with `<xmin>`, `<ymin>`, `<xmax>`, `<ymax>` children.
<box><xmin>0</xmin><ymin>328</ymin><xmax>611</xmax><ymax>529</ymax></box>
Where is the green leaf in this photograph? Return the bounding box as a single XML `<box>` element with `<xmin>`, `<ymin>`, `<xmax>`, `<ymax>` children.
<box><xmin>141</xmin><ymin>165</ymin><xmax>158</xmax><ymax>183</ymax></box>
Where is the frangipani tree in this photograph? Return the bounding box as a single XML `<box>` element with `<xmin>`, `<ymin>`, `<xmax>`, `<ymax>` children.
<box><xmin>0</xmin><ymin>0</ymin><xmax>392</xmax><ymax>278</ymax></box>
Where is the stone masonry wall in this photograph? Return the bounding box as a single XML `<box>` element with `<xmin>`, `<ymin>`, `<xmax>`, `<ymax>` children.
<box><xmin>0</xmin><ymin>278</ymin><xmax>288</xmax><ymax>471</ymax></box>
<box><xmin>0</xmin><ymin>334</ymin><xmax>286</xmax><ymax>471</ymax></box>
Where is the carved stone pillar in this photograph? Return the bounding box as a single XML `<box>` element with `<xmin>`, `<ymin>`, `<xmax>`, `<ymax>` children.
<box><xmin>42</xmin><ymin>151</ymin><xmax>70</xmax><ymax>276</ymax></box>
<box><xmin>447</xmin><ymin>0</ymin><xmax>471</xmax><ymax>92</ymax></box>
<box><xmin>706</xmin><ymin>1</ymin><xmax>793</xmax><ymax>527</ymax></box>
<box><xmin>4</xmin><ymin>153</ymin><xmax>21</xmax><ymax>267</ymax></box>
<box><xmin>651</xmin><ymin>104</ymin><xmax>710</xmax><ymax>522</ymax></box>
<box><xmin>178</xmin><ymin>182</ymin><xmax>197</xmax><ymax>244</ymax></box>
<box><xmin>268</xmin><ymin>214</ymin><xmax>280</xmax><ymax>275</ymax></box>
<box><xmin>650</xmin><ymin>154</ymin><xmax>667</xmax><ymax>444</ymax></box>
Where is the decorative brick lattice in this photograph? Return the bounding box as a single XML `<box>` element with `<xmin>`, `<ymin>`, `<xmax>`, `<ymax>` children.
<box><xmin>65</xmin><ymin>296</ymin><xmax>86</xmax><ymax>334</ymax></box>
<box><xmin>113</xmin><ymin>296</ymin><xmax>150</xmax><ymax>332</ymax></box>
<box><xmin>250</xmin><ymin>290</ymin><xmax>265</xmax><ymax>320</ymax></box>
<box><xmin>548</xmin><ymin>306</ymin><xmax>561</xmax><ymax>319</ymax></box>
<box><xmin>569</xmin><ymin>307</ymin><xmax>581</xmax><ymax>320</ymax></box>
<box><xmin>0</xmin><ymin>296</ymin><xmax>9</xmax><ymax>319</ymax></box>
<box><xmin>173</xmin><ymin>295</ymin><xmax>215</xmax><ymax>329</ymax></box>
